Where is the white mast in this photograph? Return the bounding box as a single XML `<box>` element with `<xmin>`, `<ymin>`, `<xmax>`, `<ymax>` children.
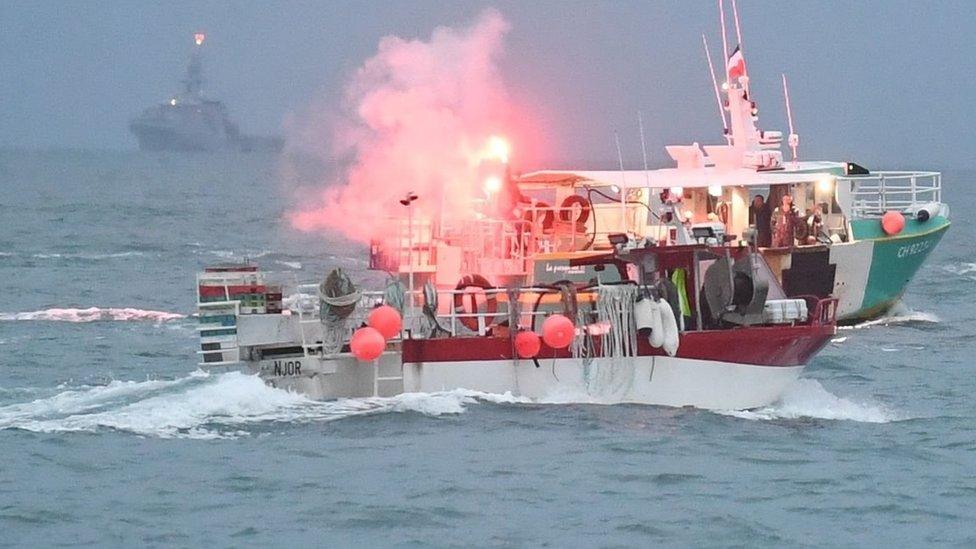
<box><xmin>614</xmin><ymin>131</ymin><xmax>628</xmax><ymax>235</ymax></box>
<box><xmin>730</xmin><ymin>0</ymin><xmax>749</xmax><ymax>95</ymax></box>
<box><xmin>731</xmin><ymin>0</ymin><xmax>745</xmax><ymax>72</ymax></box>
<box><xmin>702</xmin><ymin>34</ymin><xmax>730</xmax><ymax>143</ymax></box>
<box><xmin>638</xmin><ymin>111</ymin><xmax>652</xmax><ymax>187</ymax></box>
<box><xmin>782</xmin><ymin>73</ymin><xmax>799</xmax><ymax>166</ymax></box>
<box><xmin>719</xmin><ymin>0</ymin><xmax>731</xmax><ymax>91</ymax></box>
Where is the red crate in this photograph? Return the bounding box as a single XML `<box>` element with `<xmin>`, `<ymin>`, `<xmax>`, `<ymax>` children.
<box><xmin>205</xmin><ymin>264</ymin><xmax>258</xmax><ymax>273</ymax></box>
<box><xmin>198</xmin><ymin>284</ymin><xmax>267</xmax><ymax>298</ymax></box>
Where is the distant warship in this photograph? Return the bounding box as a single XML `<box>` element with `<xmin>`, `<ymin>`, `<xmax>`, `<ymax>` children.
<box><xmin>130</xmin><ymin>33</ymin><xmax>283</xmax><ymax>153</ymax></box>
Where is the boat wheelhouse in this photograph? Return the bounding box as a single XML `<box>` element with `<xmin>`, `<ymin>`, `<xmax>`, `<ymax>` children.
<box><xmin>515</xmin><ymin>160</ymin><xmax>948</xmax><ymax>323</ymax></box>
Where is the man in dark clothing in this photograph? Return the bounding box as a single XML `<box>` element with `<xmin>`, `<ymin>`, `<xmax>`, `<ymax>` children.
<box><xmin>749</xmin><ymin>195</ymin><xmax>772</xmax><ymax>247</ymax></box>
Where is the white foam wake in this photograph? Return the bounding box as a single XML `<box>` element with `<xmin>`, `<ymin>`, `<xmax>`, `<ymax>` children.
<box><xmin>719</xmin><ymin>379</ymin><xmax>899</xmax><ymax>423</ymax></box>
<box><xmin>0</xmin><ymin>307</ymin><xmax>185</xmax><ymax>323</ymax></box>
<box><xmin>0</xmin><ymin>372</ymin><xmax>525</xmax><ymax>439</ymax></box>
<box><xmin>842</xmin><ymin>303</ymin><xmax>940</xmax><ymax>330</ymax></box>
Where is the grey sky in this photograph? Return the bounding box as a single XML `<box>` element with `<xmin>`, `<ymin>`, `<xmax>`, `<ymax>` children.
<box><xmin>2</xmin><ymin>0</ymin><xmax>974</xmax><ymax>169</ymax></box>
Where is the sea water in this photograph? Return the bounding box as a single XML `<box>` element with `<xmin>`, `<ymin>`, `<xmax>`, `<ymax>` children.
<box><xmin>1</xmin><ymin>150</ymin><xmax>974</xmax><ymax>547</ymax></box>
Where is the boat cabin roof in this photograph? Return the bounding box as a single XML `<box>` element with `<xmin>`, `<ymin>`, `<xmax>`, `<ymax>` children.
<box><xmin>518</xmin><ymin>161</ymin><xmax>847</xmax><ymax>190</ymax></box>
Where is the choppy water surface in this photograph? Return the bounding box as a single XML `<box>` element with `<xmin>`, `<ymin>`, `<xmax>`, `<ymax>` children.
<box><xmin>1</xmin><ymin>151</ymin><xmax>974</xmax><ymax>547</ymax></box>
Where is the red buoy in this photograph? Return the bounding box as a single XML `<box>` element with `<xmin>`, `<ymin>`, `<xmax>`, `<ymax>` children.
<box><xmin>881</xmin><ymin>210</ymin><xmax>905</xmax><ymax>235</ymax></box>
<box><xmin>350</xmin><ymin>327</ymin><xmax>385</xmax><ymax>361</ymax></box>
<box><xmin>367</xmin><ymin>305</ymin><xmax>402</xmax><ymax>340</ymax></box>
<box><xmin>514</xmin><ymin>330</ymin><xmax>542</xmax><ymax>358</ymax></box>
<box><xmin>542</xmin><ymin>314</ymin><xmax>575</xmax><ymax>349</ymax></box>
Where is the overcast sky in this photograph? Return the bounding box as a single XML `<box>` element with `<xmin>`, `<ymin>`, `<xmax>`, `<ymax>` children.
<box><xmin>2</xmin><ymin>0</ymin><xmax>974</xmax><ymax>169</ymax></box>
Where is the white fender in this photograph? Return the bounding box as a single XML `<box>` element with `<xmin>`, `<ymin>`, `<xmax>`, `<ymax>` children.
<box><xmin>659</xmin><ymin>299</ymin><xmax>679</xmax><ymax>357</ymax></box>
<box><xmin>648</xmin><ymin>299</ymin><xmax>664</xmax><ymax>348</ymax></box>
<box><xmin>634</xmin><ymin>298</ymin><xmax>655</xmax><ymax>331</ymax></box>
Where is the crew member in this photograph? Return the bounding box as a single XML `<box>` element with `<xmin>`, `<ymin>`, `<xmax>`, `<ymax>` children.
<box><xmin>748</xmin><ymin>194</ymin><xmax>772</xmax><ymax>247</ymax></box>
<box><xmin>770</xmin><ymin>194</ymin><xmax>800</xmax><ymax>248</ymax></box>
<box><xmin>802</xmin><ymin>207</ymin><xmax>825</xmax><ymax>244</ymax></box>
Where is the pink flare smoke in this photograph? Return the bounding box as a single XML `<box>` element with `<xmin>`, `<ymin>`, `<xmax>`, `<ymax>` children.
<box><xmin>290</xmin><ymin>9</ymin><xmax>516</xmax><ymax>242</ymax></box>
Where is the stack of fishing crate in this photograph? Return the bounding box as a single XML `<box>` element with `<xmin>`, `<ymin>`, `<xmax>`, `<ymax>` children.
<box><xmin>265</xmin><ymin>284</ymin><xmax>283</xmax><ymax>314</ymax></box>
<box><xmin>196</xmin><ymin>264</ymin><xmax>265</xmax><ymax>365</ymax></box>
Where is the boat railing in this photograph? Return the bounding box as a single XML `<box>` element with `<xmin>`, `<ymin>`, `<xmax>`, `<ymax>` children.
<box><xmin>368</xmin><ymin>201</ymin><xmax>644</xmax><ymax>278</ymax></box>
<box><xmin>291</xmin><ymin>282</ymin><xmax>841</xmax><ymax>341</ymax></box>
<box><xmin>518</xmin><ymin>202</ymin><xmax>646</xmax><ymax>252</ymax></box>
<box><xmin>290</xmin><ymin>283</ymin><xmax>575</xmax><ymax>340</ymax></box>
<box><xmin>841</xmin><ymin>171</ymin><xmax>941</xmax><ymax>218</ymax></box>
<box><xmin>794</xmin><ymin>295</ymin><xmax>839</xmax><ymax>326</ymax></box>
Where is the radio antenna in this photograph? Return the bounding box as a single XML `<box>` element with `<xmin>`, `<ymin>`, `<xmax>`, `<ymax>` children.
<box><xmin>702</xmin><ymin>34</ymin><xmax>729</xmax><ymax>143</ymax></box>
<box><xmin>638</xmin><ymin>111</ymin><xmax>651</xmax><ymax>186</ymax></box>
<box><xmin>614</xmin><ymin>131</ymin><xmax>628</xmax><ymax>232</ymax></box>
<box><xmin>718</xmin><ymin>0</ymin><xmax>731</xmax><ymax>91</ymax></box>
<box><xmin>731</xmin><ymin>0</ymin><xmax>745</xmax><ymax>67</ymax></box>
<box><xmin>782</xmin><ymin>73</ymin><xmax>799</xmax><ymax>166</ymax></box>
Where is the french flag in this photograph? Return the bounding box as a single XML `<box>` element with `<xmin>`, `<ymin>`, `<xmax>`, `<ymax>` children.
<box><xmin>727</xmin><ymin>45</ymin><xmax>746</xmax><ymax>80</ymax></box>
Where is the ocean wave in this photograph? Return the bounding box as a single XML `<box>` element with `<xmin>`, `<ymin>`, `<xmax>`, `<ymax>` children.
<box><xmin>941</xmin><ymin>262</ymin><xmax>976</xmax><ymax>280</ymax></box>
<box><xmin>718</xmin><ymin>379</ymin><xmax>900</xmax><ymax>423</ymax></box>
<box><xmin>0</xmin><ymin>371</ymin><xmax>524</xmax><ymax>439</ymax></box>
<box><xmin>0</xmin><ymin>368</ymin><xmax>902</xmax><ymax>438</ymax></box>
<box><xmin>0</xmin><ymin>307</ymin><xmax>185</xmax><ymax>323</ymax></box>
<box><xmin>7</xmin><ymin>251</ymin><xmax>148</xmax><ymax>261</ymax></box>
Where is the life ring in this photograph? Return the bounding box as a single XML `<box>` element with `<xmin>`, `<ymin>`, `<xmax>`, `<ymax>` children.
<box><xmin>522</xmin><ymin>202</ymin><xmax>555</xmax><ymax>232</ymax></box>
<box><xmin>558</xmin><ymin>195</ymin><xmax>591</xmax><ymax>225</ymax></box>
<box><xmin>453</xmin><ymin>274</ymin><xmax>498</xmax><ymax>332</ymax></box>
<box><xmin>717</xmin><ymin>202</ymin><xmax>730</xmax><ymax>225</ymax></box>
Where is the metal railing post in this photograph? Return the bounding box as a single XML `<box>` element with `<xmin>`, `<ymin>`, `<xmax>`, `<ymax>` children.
<box><xmin>910</xmin><ymin>175</ymin><xmax>917</xmax><ymax>207</ymax></box>
<box><xmin>879</xmin><ymin>174</ymin><xmax>886</xmax><ymax>211</ymax></box>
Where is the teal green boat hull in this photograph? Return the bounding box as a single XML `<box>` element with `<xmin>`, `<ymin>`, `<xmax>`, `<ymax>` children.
<box><xmin>841</xmin><ymin>215</ymin><xmax>950</xmax><ymax>322</ymax></box>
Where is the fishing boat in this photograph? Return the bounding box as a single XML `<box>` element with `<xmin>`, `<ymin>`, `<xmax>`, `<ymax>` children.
<box><xmin>197</xmin><ymin>234</ymin><xmax>836</xmax><ymax>410</ymax></box>
<box><xmin>516</xmin><ymin>2</ymin><xmax>948</xmax><ymax>323</ymax></box>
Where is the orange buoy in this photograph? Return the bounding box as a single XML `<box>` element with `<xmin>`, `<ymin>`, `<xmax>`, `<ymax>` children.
<box><xmin>367</xmin><ymin>305</ymin><xmax>402</xmax><ymax>339</ymax></box>
<box><xmin>350</xmin><ymin>327</ymin><xmax>385</xmax><ymax>361</ymax></box>
<box><xmin>514</xmin><ymin>330</ymin><xmax>541</xmax><ymax>358</ymax></box>
<box><xmin>542</xmin><ymin>314</ymin><xmax>575</xmax><ymax>349</ymax></box>
<box><xmin>881</xmin><ymin>210</ymin><xmax>905</xmax><ymax>235</ymax></box>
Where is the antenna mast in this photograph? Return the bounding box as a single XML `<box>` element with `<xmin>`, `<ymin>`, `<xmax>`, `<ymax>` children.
<box><xmin>782</xmin><ymin>73</ymin><xmax>799</xmax><ymax>166</ymax></box>
<box><xmin>718</xmin><ymin>0</ymin><xmax>731</xmax><ymax>91</ymax></box>
<box><xmin>730</xmin><ymin>0</ymin><xmax>749</xmax><ymax>96</ymax></box>
<box><xmin>638</xmin><ymin>111</ymin><xmax>652</xmax><ymax>187</ymax></box>
<box><xmin>614</xmin><ymin>131</ymin><xmax>629</xmax><ymax>234</ymax></box>
<box><xmin>731</xmin><ymin>0</ymin><xmax>745</xmax><ymax>67</ymax></box>
<box><xmin>702</xmin><ymin>34</ymin><xmax>730</xmax><ymax>143</ymax></box>
<box><xmin>184</xmin><ymin>33</ymin><xmax>206</xmax><ymax>96</ymax></box>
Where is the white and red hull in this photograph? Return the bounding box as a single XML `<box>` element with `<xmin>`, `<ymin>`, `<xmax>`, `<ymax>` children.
<box><xmin>408</xmin><ymin>356</ymin><xmax>803</xmax><ymax>410</ymax></box>
<box><xmin>256</xmin><ymin>323</ymin><xmax>831</xmax><ymax>411</ymax></box>
<box><xmin>259</xmin><ymin>355</ymin><xmax>802</xmax><ymax>411</ymax></box>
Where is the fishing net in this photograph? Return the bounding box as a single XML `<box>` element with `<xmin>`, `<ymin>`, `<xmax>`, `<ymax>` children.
<box><xmin>596</xmin><ymin>284</ymin><xmax>638</xmax><ymax>358</ymax></box>
<box><xmin>583</xmin><ymin>284</ymin><xmax>639</xmax><ymax>402</ymax></box>
<box><xmin>319</xmin><ymin>268</ymin><xmax>361</xmax><ymax>354</ymax></box>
